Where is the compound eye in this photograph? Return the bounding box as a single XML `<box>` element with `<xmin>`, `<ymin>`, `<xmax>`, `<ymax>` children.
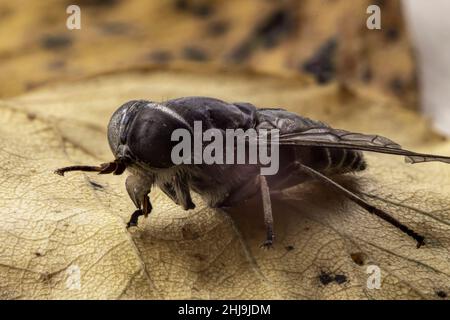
<box><xmin>126</xmin><ymin>106</ymin><xmax>191</xmax><ymax>168</ymax></box>
<box><xmin>107</xmin><ymin>100</ymin><xmax>147</xmax><ymax>158</ymax></box>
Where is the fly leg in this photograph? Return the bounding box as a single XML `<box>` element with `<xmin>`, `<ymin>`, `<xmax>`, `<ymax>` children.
<box><xmin>127</xmin><ymin>209</ymin><xmax>143</xmax><ymax>228</ymax></box>
<box><xmin>215</xmin><ymin>175</ymin><xmax>274</xmax><ymax>248</ymax></box>
<box><xmin>260</xmin><ymin>175</ymin><xmax>274</xmax><ymax>248</ymax></box>
<box><xmin>296</xmin><ymin>163</ymin><xmax>425</xmax><ymax>248</ymax></box>
<box><xmin>55</xmin><ymin>159</ymin><xmax>126</xmax><ymax>176</ymax></box>
<box><xmin>159</xmin><ymin>183</ymin><xmax>180</xmax><ymax>205</ymax></box>
<box><xmin>125</xmin><ymin>175</ymin><xmax>153</xmax><ymax>228</ymax></box>
<box><xmin>126</xmin><ymin>194</ymin><xmax>152</xmax><ymax>228</ymax></box>
<box><xmin>172</xmin><ymin>174</ymin><xmax>195</xmax><ymax>210</ymax></box>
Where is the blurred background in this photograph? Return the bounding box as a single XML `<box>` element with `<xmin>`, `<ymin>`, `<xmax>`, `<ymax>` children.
<box><xmin>0</xmin><ymin>0</ymin><xmax>447</xmax><ymax>135</ymax></box>
<box><xmin>403</xmin><ymin>0</ymin><xmax>450</xmax><ymax>136</ymax></box>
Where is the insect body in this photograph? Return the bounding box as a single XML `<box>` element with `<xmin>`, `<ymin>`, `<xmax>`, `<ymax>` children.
<box><xmin>55</xmin><ymin>97</ymin><xmax>450</xmax><ymax>248</ymax></box>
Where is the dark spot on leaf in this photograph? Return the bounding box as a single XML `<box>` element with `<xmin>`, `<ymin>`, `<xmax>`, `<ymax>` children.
<box><xmin>350</xmin><ymin>252</ymin><xmax>366</xmax><ymax>266</ymax></box>
<box><xmin>206</xmin><ymin>20</ymin><xmax>229</xmax><ymax>37</ymax></box>
<box><xmin>256</xmin><ymin>9</ymin><xmax>295</xmax><ymax>49</ymax></box>
<box><xmin>182</xmin><ymin>46</ymin><xmax>208</xmax><ymax>61</ymax></box>
<box><xmin>389</xmin><ymin>77</ymin><xmax>405</xmax><ymax>96</ymax></box>
<box><xmin>89</xmin><ymin>180</ymin><xmax>104</xmax><ymax>190</ymax></box>
<box><xmin>174</xmin><ymin>0</ymin><xmax>189</xmax><ymax>11</ymax></box>
<box><xmin>302</xmin><ymin>37</ymin><xmax>337</xmax><ymax>84</ymax></box>
<box><xmin>229</xmin><ymin>8</ymin><xmax>296</xmax><ymax>62</ymax></box>
<box><xmin>385</xmin><ymin>27</ymin><xmax>399</xmax><ymax>41</ymax></box>
<box><xmin>334</xmin><ymin>274</ymin><xmax>347</xmax><ymax>284</ymax></box>
<box><xmin>192</xmin><ymin>3</ymin><xmax>213</xmax><ymax>18</ymax></box>
<box><xmin>436</xmin><ymin>290</ymin><xmax>447</xmax><ymax>298</ymax></box>
<box><xmin>319</xmin><ymin>271</ymin><xmax>348</xmax><ymax>286</ymax></box>
<box><xmin>361</xmin><ymin>66</ymin><xmax>373</xmax><ymax>83</ymax></box>
<box><xmin>41</xmin><ymin>34</ymin><xmax>72</xmax><ymax>50</ymax></box>
<box><xmin>319</xmin><ymin>271</ymin><xmax>334</xmax><ymax>285</ymax></box>
<box><xmin>285</xmin><ymin>245</ymin><xmax>294</xmax><ymax>251</ymax></box>
<box><xmin>0</xmin><ymin>6</ymin><xmax>13</xmax><ymax>19</ymax></box>
<box><xmin>174</xmin><ymin>0</ymin><xmax>213</xmax><ymax>18</ymax></box>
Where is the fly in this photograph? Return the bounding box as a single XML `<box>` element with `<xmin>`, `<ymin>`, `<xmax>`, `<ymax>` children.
<box><xmin>55</xmin><ymin>97</ymin><xmax>450</xmax><ymax>248</ymax></box>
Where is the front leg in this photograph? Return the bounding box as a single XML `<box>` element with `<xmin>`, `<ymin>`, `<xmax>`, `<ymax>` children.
<box><xmin>125</xmin><ymin>174</ymin><xmax>153</xmax><ymax>228</ymax></box>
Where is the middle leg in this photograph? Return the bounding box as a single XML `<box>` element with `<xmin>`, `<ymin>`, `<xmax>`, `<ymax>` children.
<box><xmin>260</xmin><ymin>175</ymin><xmax>274</xmax><ymax>248</ymax></box>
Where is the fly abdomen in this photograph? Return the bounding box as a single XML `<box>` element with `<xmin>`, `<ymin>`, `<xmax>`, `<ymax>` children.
<box><xmin>307</xmin><ymin>147</ymin><xmax>366</xmax><ymax>174</ymax></box>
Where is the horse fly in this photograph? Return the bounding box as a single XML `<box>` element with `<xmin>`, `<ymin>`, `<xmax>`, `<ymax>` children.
<box><xmin>55</xmin><ymin>97</ymin><xmax>450</xmax><ymax>248</ymax></box>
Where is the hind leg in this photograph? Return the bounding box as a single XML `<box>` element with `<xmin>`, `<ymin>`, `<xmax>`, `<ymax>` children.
<box><xmin>297</xmin><ymin>163</ymin><xmax>425</xmax><ymax>248</ymax></box>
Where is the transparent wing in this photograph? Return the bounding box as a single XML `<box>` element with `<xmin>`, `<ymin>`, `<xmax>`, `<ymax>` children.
<box><xmin>278</xmin><ymin>127</ymin><xmax>450</xmax><ymax>164</ymax></box>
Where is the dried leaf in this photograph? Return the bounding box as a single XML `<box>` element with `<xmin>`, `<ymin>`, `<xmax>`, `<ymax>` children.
<box><xmin>0</xmin><ymin>69</ymin><xmax>449</xmax><ymax>299</ymax></box>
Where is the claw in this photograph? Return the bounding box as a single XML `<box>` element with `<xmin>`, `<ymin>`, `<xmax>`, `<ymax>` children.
<box><xmin>126</xmin><ymin>222</ymin><xmax>137</xmax><ymax>228</ymax></box>
<box><xmin>260</xmin><ymin>239</ymin><xmax>273</xmax><ymax>249</ymax></box>
<box><xmin>126</xmin><ymin>209</ymin><xmax>144</xmax><ymax>228</ymax></box>
<box><xmin>416</xmin><ymin>236</ymin><xmax>425</xmax><ymax>249</ymax></box>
